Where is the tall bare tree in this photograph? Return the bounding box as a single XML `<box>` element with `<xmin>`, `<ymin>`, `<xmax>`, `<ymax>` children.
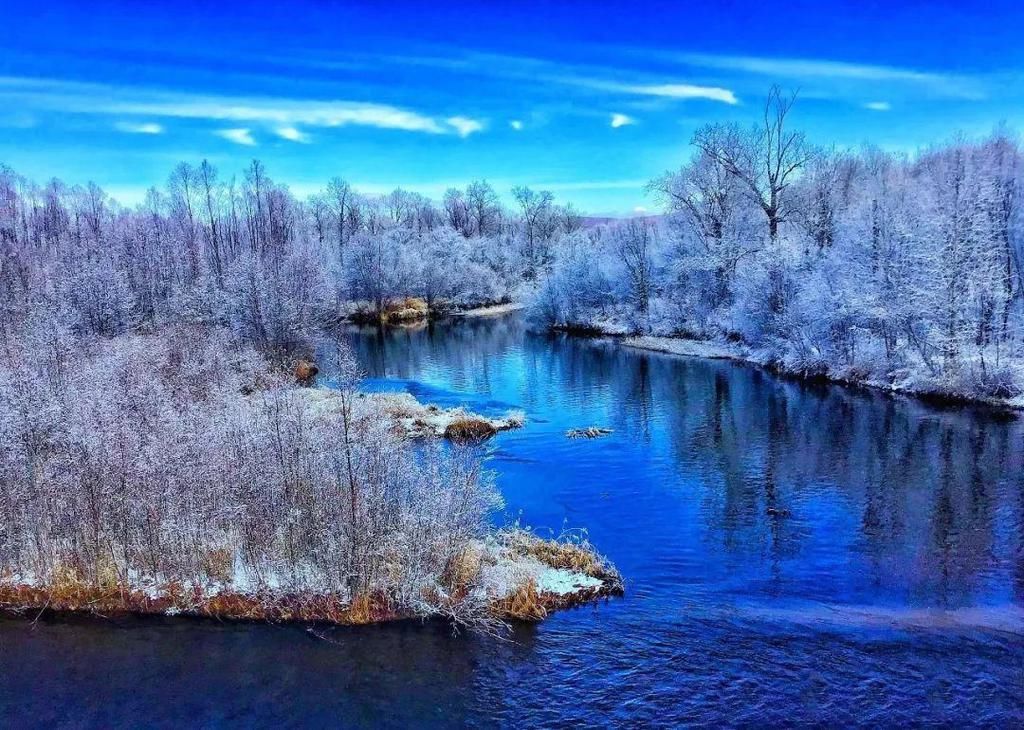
<box><xmin>693</xmin><ymin>86</ymin><xmax>815</xmax><ymax>241</ymax></box>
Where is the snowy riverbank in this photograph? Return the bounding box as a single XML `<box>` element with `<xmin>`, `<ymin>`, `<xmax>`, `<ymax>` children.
<box><xmin>0</xmin><ymin>530</ymin><xmax>622</xmax><ymax>627</ymax></box>
<box><xmin>449</xmin><ymin>302</ymin><xmax>526</xmax><ymax>318</ymax></box>
<box><xmin>619</xmin><ymin>334</ymin><xmax>1024</xmax><ymax>411</ymax></box>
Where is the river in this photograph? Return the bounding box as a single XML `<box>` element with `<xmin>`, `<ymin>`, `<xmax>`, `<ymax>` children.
<box><xmin>2</xmin><ymin>314</ymin><xmax>1023</xmax><ymax>726</ymax></box>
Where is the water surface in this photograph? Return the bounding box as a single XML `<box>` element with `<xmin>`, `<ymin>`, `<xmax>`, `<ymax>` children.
<box><xmin>3</xmin><ymin>315</ymin><xmax>1023</xmax><ymax>726</ymax></box>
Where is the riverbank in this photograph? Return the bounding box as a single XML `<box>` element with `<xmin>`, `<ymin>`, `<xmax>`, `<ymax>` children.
<box><xmin>448</xmin><ymin>302</ymin><xmax>526</xmax><ymax>318</ymax></box>
<box><xmin>0</xmin><ymin>531</ymin><xmax>622</xmax><ymax>628</ymax></box>
<box><xmin>619</xmin><ymin>334</ymin><xmax>1024</xmax><ymax>412</ymax></box>
<box><xmin>343</xmin><ymin>298</ymin><xmax>524</xmax><ymax>326</ymax></box>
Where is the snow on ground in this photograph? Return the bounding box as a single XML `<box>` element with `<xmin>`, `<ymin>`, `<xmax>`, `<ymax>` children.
<box><xmin>621</xmin><ymin>334</ymin><xmax>1024</xmax><ymax>410</ymax></box>
<box><xmin>476</xmin><ymin>541</ymin><xmax>606</xmax><ymax>599</ymax></box>
<box><xmin>450</xmin><ymin>302</ymin><xmax>526</xmax><ymax>318</ymax></box>
<box><xmin>302</xmin><ymin>388</ymin><xmax>525</xmax><ymax>438</ymax></box>
<box><xmin>622</xmin><ymin>335</ymin><xmax>747</xmax><ymax>361</ymax></box>
<box><xmin>534</xmin><ymin>566</ymin><xmax>604</xmax><ymax>595</ymax></box>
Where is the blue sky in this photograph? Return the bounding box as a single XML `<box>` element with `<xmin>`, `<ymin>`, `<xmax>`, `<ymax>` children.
<box><xmin>3</xmin><ymin>1</ymin><xmax>1024</xmax><ymax>214</ymax></box>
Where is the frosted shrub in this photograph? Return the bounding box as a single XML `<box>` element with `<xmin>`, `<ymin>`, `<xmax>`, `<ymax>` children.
<box><xmin>0</xmin><ymin>327</ymin><xmax>502</xmax><ymax>622</ymax></box>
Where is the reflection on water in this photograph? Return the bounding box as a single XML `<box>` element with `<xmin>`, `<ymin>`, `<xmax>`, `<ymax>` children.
<box><xmin>344</xmin><ymin>316</ymin><xmax>1024</xmax><ymax>612</ymax></box>
<box><xmin>3</xmin><ymin>314</ymin><xmax>1023</xmax><ymax>727</ymax></box>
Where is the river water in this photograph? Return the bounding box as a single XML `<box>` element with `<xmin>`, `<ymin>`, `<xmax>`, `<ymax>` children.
<box><xmin>3</xmin><ymin>314</ymin><xmax>1023</xmax><ymax>726</ymax></box>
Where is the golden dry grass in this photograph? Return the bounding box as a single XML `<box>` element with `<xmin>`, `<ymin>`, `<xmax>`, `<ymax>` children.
<box><xmin>490</xmin><ymin>578</ymin><xmax>548</xmax><ymax>621</ymax></box>
<box><xmin>486</xmin><ymin>530</ymin><xmax>625</xmax><ymax>621</ymax></box>
<box><xmin>443</xmin><ymin>544</ymin><xmax>484</xmax><ymax>595</ymax></box>
<box><xmin>0</xmin><ymin>576</ymin><xmax>399</xmax><ymax>626</ymax></box>
<box><xmin>383</xmin><ymin>297</ymin><xmax>430</xmax><ymax>324</ymax></box>
<box><xmin>444</xmin><ymin>417</ymin><xmax>497</xmax><ymax>443</ymax></box>
<box><xmin>0</xmin><ymin>532</ymin><xmax>621</xmax><ymax>628</ymax></box>
<box><xmin>508</xmin><ymin>534</ymin><xmax>607</xmax><ymax>578</ymax></box>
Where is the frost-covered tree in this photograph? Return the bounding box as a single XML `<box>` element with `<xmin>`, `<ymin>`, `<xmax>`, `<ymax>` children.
<box><xmin>692</xmin><ymin>86</ymin><xmax>815</xmax><ymax>241</ymax></box>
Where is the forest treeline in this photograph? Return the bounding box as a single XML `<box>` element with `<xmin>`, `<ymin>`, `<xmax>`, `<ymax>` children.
<box><xmin>542</xmin><ymin>91</ymin><xmax>1024</xmax><ymax>401</ymax></box>
<box><xmin>1</xmin><ymin>88</ymin><xmax>1022</xmax><ymax>398</ymax></box>
<box><xmin>0</xmin><ymin>155</ymin><xmax>582</xmax><ymax>355</ymax></box>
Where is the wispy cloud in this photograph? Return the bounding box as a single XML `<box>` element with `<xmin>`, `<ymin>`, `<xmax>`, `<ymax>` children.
<box><xmin>115</xmin><ymin>121</ymin><xmax>164</xmax><ymax>134</ymax></box>
<box><xmin>446</xmin><ymin>116</ymin><xmax>484</xmax><ymax>137</ymax></box>
<box><xmin>671</xmin><ymin>52</ymin><xmax>985</xmax><ymax>99</ymax></box>
<box><xmin>215</xmin><ymin>128</ymin><xmax>256</xmax><ymax>146</ymax></box>
<box><xmin>125</xmin><ymin>97</ymin><xmax>450</xmax><ymax>134</ymax></box>
<box><xmin>535</xmin><ymin>72</ymin><xmax>738</xmax><ymax>105</ymax></box>
<box><xmin>596</xmin><ymin>81</ymin><xmax>738</xmax><ymax>104</ymax></box>
<box><xmin>509</xmin><ymin>119</ymin><xmax>524</xmax><ymax>131</ymax></box>
<box><xmin>863</xmin><ymin>101</ymin><xmax>891</xmax><ymax>112</ymax></box>
<box><xmin>337</xmin><ymin>49</ymin><xmax>741</xmax><ymax>106</ymax></box>
<box><xmin>274</xmin><ymin>126</ymin><xmax>309</xmax><ymax>142</ymax></box>
<box><xmin>610</xmin><ymin>113</ymin><xmax>635</xmax><ymax>128</ymax></box>
<box><xmin>0</xmin><ymin>76</ymin><xmax>485</xmax><ymax>136</ymax></box>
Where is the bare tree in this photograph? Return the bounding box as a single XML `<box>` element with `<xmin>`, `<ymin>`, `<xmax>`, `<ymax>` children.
<box><xmin>198</xmin><ymin>159</ymin><xmax>224</xmax><ymax>285</ymax></box>
<box><xmin>692</xmin><ymin>86</ymin><xmax>815</xmax><ymax>241</ymax></box>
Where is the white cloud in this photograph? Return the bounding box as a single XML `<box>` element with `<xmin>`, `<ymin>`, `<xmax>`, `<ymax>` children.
<box><xmin>610</xmin><ymin>113</ymin><xmax>635</xmax><ymax>128</ymax></box>
<box><xmin>509</xmin><ymin>119</ymin><xmax>524</xmax><ymax>131</ymax></box>
<box><xmin>446</xmin><ymin>115</ymin><xmax>484</xmax><ymax>137</ymax></box>
<box><xmin>675</xmin><ymin>52</ymin><xmax>984</xmax><ymax>99</ymax></box>
<box><xmin>567</xmin><ymin>75</ymin><xmax>738</xmax><ymax>104</ymax></box>
<box><xmin>358</xmin><ymin>49</ymin><xmax>741</xmax><ymax>106</ymax></box>
<box><xmin>275</xmin><ymin>126</ymin><xmax>309</xmax><ymax>142</ymax></box>
<box><xmin>617</xmin><ymin>83</ymin><xmax>738</xmax><ymax>104</ymax></box>
<box><xmin>215</xmin><ymin>128</ymin><xmax>256</xmax><ymax>146</ymax></box>
<box><xmin>864</xmin><ymin>101</ymin><xmax>891</xmax><ymax>112</ymax></box>
<box><xmin>115</xmin><ymin>121</ymin><xmax>164</xmax><ymax>134</ymax></box>
<box><xmin>0</xmin><ymin>76</ymin><xmax>484</xmax><ymax>136</ymax></box>
<box><xmin>633</xmin><ymin>206</ymin><xmax>648</xmax><ymax>214</ymax></box>
<box><xmin>143</xmin><ymin>98</ymin><xmax>449</xmax><ymax>134</ymax></box>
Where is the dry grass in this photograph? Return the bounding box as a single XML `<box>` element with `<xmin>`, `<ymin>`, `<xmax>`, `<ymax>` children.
<box><xmin>490</xmin><ymin>579</ymin><xmax>548</xmax><ymax>621</ymax></box>
<box><xmin>507</xmin><ymin>533</ymin><xmax>609</xmax><ymax>578</ymax></box>
<box><xmin>444</xmin><ymin>417</ymin><xmax>498</xmax><ymax>443</ymax></box>
<box><xmin>0</xmin><ymin>577</ymin><xmax>399</xmax><ymax>626</ymax></box>
<box><xmin>487</xmin><ymin>529</ymin><xmax>625</xmax><ymax>622</ymax></box>
<box><xmin>0</xmin><ymin>532</ymin><xmax>622</xmax><ymax>628</ymax></box>
<box><xmin>383</xmin><ymin>297</ymin><xmax>430</xmax><ymax>324</ymax></box>
<box><xmin>443</xmin><ymin>544</ymin><xmax>484</xmax><ymax>595</ymax></box>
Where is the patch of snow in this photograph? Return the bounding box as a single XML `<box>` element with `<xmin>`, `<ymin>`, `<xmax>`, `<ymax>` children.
<box><xmin>534</xmin><ymin>566</ymin><xmax>603</xmax><ymax>596</ymax></box>
<box><xmin>450</xmin><ymin>302</ymin><xmax>525</xmax><ymax>318</ymax></box>
<box><xmin>475</xmin><ymin>540</ymin><xmax>605</xmax><ymax>600</ymax></box>
<box><xmin>301</xmin><ymin>388</ymin><xmax>525</xmax><ymax>439</ymax></box>
<box><xmin>623</xmin><ymin>335</ymin><xmax>746</xmax><ymax>361</ymax></box>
